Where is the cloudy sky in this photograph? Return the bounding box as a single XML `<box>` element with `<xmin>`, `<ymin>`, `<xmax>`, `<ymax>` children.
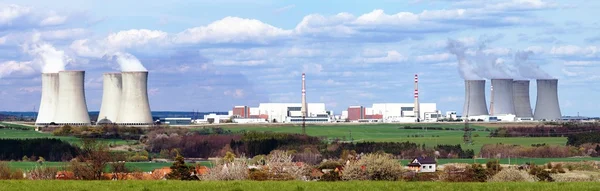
<box><xmin>0</xmin><ymin>0</ymin><xmax>598</xmax><ymax>116</ymax></box>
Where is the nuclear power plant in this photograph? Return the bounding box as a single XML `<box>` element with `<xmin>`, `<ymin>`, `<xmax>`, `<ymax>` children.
<box><xmin>462</xmin><ymin>78</ymin><xmax>562</xmax><ymax>121</ymax></box>
<box><xmin>53</xmin><ymin>71</ymin><xmax>91</xmax><ymax>125</ymax></box>
<box><xmin>35</xmin><ymin>70</ymin><xmax>153</xmax><ymax>127</ymax></box>
<box><xmin>513</xmin><ymin>80</ymin><xmax>533</xmax><ymax>120</ymax></box>
<box><xmin>534</xmin><ymin>79</ymin><xmax>562</xmax><ymax>121</ymax></box>
<box><xmin>463</xmin><ymin>80</ymin><xmax>489</xmax><ymax>118</ymax></box>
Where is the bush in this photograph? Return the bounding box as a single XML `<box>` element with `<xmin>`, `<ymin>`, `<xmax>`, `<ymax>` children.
<box><xmin>529</xmin><ymin>165</ymin><xmax>554</xmax><ymax>182</ymax></box>
<box><xmin>486</xmin><ymin>160</ymin><xmax>502</xmax><ymax>177</ymax></box>
<box><xmin>341</xmin><ymin>153</ymin><xmax>403</xmax><ymax>181</ymax></box>
<box><xmin>318</xmin><ymin>160</ymin><xmax>342</xmax><ymax>170</ymax></box>
<box><xmin>488</xmin><ymin>169</ymin><xmax>537</xmax><ymax>182</ymax></box>
<box><xmin>28</xmin><ymin>166</ymin><xmax>58</xmax><ymax>180</ymax></box>
<box><xmin>0</xmin><ymin>162</ymin><xmax>24</xmax><ymax>180</ymax></box>
<box><xmin>201</xmin><ymin>162</ymin><xmax>248</xmax><ymax>181</ymax></box>
<box><xmin>248</xmin><ymin>169</ymin><xmax>268</xmax><ymax>181</ymax></box>
<box><xmin>551</xmin><ymin>172</ymin><xmax>594</xmax><ymax>182</ymax></box>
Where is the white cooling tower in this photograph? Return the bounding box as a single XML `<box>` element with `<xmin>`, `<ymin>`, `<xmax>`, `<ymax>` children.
<box><xmin>98</xmin><ymin>73</ymin><xmax>122</xmax><ymax>123</ymax></box>
<box><xmin>534</xmin><ymin>79</ymin><xmax>562</xmax><ymax>121</ymax></box>
<box><xmin>54</xmin><ymin>71</ymin><xmax>91</xmax><ymax>125</ymax></box>
<box><xmin>463</xmin><ymin>80</ymin><xmax>489</xmax><ymax>117</ymax></box>
<box><xmin>35</xmin><ymin>73</ymin><xmax>59</xmax><ymax>126</ymax></box>
<box><xmin>512</xmin><ymin>80</ymin><xmax>533</xmax><ymax>119</ymax></box>
<box><xmin>491</xmin><ymin>79</ymin><xmax>516</xmax><ymax>115</ymax></box>
<box><xmin>116</xmin><ymin>71</ymin><xmax>152</xmax><ymax>125</ymax></box>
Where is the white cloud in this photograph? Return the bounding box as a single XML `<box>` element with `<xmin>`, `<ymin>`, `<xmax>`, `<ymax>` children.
<box><xmin>302</xmin><ymin>63</ymin><xmax>323</xmax><ymax>74</ymax></box>
<box><xmin>0</xmin><ymin>60</ymin><xmax>36</xmax><ymax>78</ymax></box>
<box><xmin>564</xmin><ymin>61</ymin><xmax>598</xmax><ymax>66</ymax></box>
<box><xmin>40</xmin><ymin>28</ymin><xmax>89</xmax><ymax>40</ymax></box>
<box><xmin>224</xmin><ymin>89</ymin><xmax>245</xmax><ymax>98</ymax></box>
<box><xmin>561</xmin><ymin>68</ymin><xmax>579</xmax><ymax>77</ymax></box>
<box><xmin>362</xmin><ymin>50</ymin><xmax>407</xmax><ymax>64</ymax></box>
<box><xmin>0</xmin><ymin>4</ymin><xmax>31</xmax><ymax>25</ymax></box>
<box><xmin>39</xmin><ymin>14</ymin><xmax>67</xmax><ymax>26</ymax></box>
<box><xmin>550</xmin><ymin>45</ymin><xmax>600</xmax><ymax>57</ymax></box>
<box><xmin>174</xmin><ymin>17</ymin><xmax>292</xmax><ymax>44</ymax></box>
<box><xmin>213</xmin><ymin>59</ymin><xmax>267</xmax><ymax>66</ymax></box>
<box><xmin>105</xmin><ymin>29</ymin><xmax>168</xmax><ymax>49</ymax></box>
<box><xmin>415</xmin><ymin>53</ymin><xmax>452</xmax><ymax>63</ymax></box>
<box><xmin>274</xmin><ymin>4</ymin><xmax>295</xmax><ymax>14</ymax></box>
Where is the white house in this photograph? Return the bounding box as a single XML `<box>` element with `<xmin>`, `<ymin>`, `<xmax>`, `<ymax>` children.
<box><xmin>407</xmin><ymin>157</ymin><xmax>437</xmax><ymax>173</ymax></box>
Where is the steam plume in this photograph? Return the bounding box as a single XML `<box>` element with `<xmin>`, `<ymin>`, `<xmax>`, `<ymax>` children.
<box><xmin>24</xmin><ymin>41</ymin><xmax>69</xmax><ymax>73</ymax></box>
<box><xmin>514</xmin><ymin>50</ymin><xmax>552</xmax><ymax>79</ymax></box>
<box><xmin>109</xmin><ymin>52</ymin><xmax>147</xmax><ymax>72</ymax></box>
<box><xmin>447</xmin><ymin>37</ymin><xmax>551</xmax><ymax>80</ymax></box>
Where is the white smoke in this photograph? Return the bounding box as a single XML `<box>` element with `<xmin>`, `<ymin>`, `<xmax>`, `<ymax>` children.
<box><xmin>447</xmin><ymin>37</ymin><xmax>552</xmax><ymax>80</ymax></box>
<box><xmin>23</xmin><ymin>38</ymin><xmax>70</xmax><ymax>73</ymax></box>
<box><xmin>447</xmin><ymin>39</ymin><xmax>482</xmax><ymax>80</ymax></box>
<box><xmin>109</xmin><ymin>52</ymin><xmax>147</xmax><ymax>72</ymax></box>
<box><xmin>514</xmin><ymin>50</ymin><xmax>552</xmax><ymax>79</ymax></box>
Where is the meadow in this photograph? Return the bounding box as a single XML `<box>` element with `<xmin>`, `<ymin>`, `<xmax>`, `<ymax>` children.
<box><xmin>6</xmin><ymin>161</ymin><xmax>213</xmax><ymax>172</ymax></box>
<box><xmin>0</xmin><ymin>127</ymin><xmax>133</xmax><ymax>146</ymax></box>
<box><xmin>2</xmin><ymin>181</ymin><xmax>600</xmax><ymax>191</ymax></box>
<box><xmin>220</xmin><ymin>123</ymin><xmax>567</xmax><ymax>153</ymax></box>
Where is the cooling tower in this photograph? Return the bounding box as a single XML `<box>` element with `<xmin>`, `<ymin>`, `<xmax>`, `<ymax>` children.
<box><xmin>54</xmin><ymin>71</ymin><xmax>91</xmax><ymax>125</ymax></box>
<box><xmin>98</xmin><ymin>73</ymin><xmax>122</xmax><ymax>123</ymax></box>
<box><xmin>35</xmin><ymin>73</ymin><xmax>59</xmax><ymax>126</ymax></box>
<box><xmin>534</xmin><ymin>79</ymin><xmax>561</xmax><ymax>121</ymax></box>
<box><xmin>463</xmin><ymin>80</ymin><xmax>489</xmax><ymax>117</ymax></box>
<box><xmin>491</xmin><ymin>79</ymin><xmax>516</xmax><ymax>115</ymax></box>
<box><xmin>512</xmin><ymin>80</ymin><xmax>533</xmax><ymax>119</ymax></box>
<box><xmin>116</xmin><ymin>71</ymin><xmax>152</xmax><ymax>125</ymax></box>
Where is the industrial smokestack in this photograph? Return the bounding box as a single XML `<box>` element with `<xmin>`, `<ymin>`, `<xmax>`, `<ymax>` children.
<box><xmin>491</xmin><ymin>79</ymin><xmax>516</xmax><ymax>115</ymax></box>
<box><xmin>463</xmin><ymin>80</ymin><xmax>489</xmax><ymax>117</ymax></box>
<box><xmin>54</xmin><ymin>71</ymin><xmax>91</xmax><ymax>125</ymax></box>
<box><xmin>98</xmin><ymin>73</ymin><xmax>122</xmax><ymax>123</ymax></box>
<box><xmin>414</xmin><ymin>74</ymin><xmax>420</xmax><ymax>120</ymax></box>
<box><xmin>534</xmin><ymin>79</ymin><xmax>561</xmax><ymax>121</ymax></box>
<box><xmin>301</xmin><ymin>73</ymin><xmax>308</xmax><ymax>118</ymax></box>
<box><xmin>513</xmin><ymin>80</ymin><xmax>533</xmax><ymax>119</ymax></box>
<box><xmin>116</xmin><ymin>71</ymin><xmax>152</xmax><ymax>125</ymax></box>
<box><xmin>35</xmin><ymin>73</ymin><xmax>59</xmax><ymax>126</ymax></box>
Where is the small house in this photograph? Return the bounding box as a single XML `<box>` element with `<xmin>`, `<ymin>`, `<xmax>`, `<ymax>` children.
<box><xmin>407</xmin><ymin>156</ymin><xmax>437</xmax><ymax>173</ymax></box>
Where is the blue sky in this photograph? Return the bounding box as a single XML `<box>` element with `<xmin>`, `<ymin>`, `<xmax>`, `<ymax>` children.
<box><xmin>0</xmin><ymin>0</ymin><xmax>598</xmax><ymax>116</ymax></box>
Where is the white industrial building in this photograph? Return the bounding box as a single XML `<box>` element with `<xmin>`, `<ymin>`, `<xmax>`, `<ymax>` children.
<box><xmin>230</xmin><ymin>103</ymin><xmax>332</xmax><ymax>123</ymax></box>
<box><xmin>367</xmin><ymin>103</ymin><xmax>439</xmax><ymax>122</ymax></box>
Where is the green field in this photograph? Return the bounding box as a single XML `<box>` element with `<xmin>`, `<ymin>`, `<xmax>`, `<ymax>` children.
<box><xmin>0</xmin><ymin>128</ymin><xmax>133</xmax><ymax>145</ymax></box>
<box><xmin>2</xmin><ymin>181</ymin><xmax>600</xmax><ymax>191</ymax></box>
<box><xmin>220</xmin><ymin>124</ymin><xmax>567</xmax><ymax>153</ymax></box>
<box><xmin>6</xmin><ymin>161</ymin><xmax>213</xmax><ymax>172</ymax></box>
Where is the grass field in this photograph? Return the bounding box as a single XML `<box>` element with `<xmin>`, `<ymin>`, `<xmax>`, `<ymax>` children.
<box><xmin>219</xmin><ymin>124</ymin><xmax>567</xmax><ymax>153</ymax></box>
<box><xmin>2</xmin><ymin>181</ymin><xmax>600</xmax><ymax>191</ymax></box>
<box><xmin>0</xmin><ymin>128</ymin><xmax>133</xmax><ymax>146</ymax></box>
<box><xmin>6</xmin><ymin>161</ymin><xmax>213</xmax><ymax>172</ymax></box>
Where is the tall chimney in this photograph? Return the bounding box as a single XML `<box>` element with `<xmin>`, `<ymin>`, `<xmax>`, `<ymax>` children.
<box><xmin>490</xmin><ymin>84</ymin><xmax>494</xmax><ymax>116</ymax></box>
<box><xmin>414</xmin><ymin>74</ymin><xmax>420</xmax><ymax>120</ymax></box>
<box><xmin>301</xmin><ymin>73</ymin><xmax>308</xmax><ymax>118</ymax></box>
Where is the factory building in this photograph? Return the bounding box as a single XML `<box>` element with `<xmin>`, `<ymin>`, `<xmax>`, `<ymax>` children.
<box><xmin>229</xmin><ymin>103</ymin><xmax>332</xmax><ymax>123</ymax></box>
<box><xmin>343</xmin><ymin>103</ymin><xmax>439</xmax><ymax>123</ymax></box>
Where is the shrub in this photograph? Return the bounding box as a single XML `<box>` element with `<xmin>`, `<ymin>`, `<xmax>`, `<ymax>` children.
<box><xmin>488</xmin><ymin>169</ymin><xmax>537</xmax><ymax>182</ymax></box>
<box><xmin>321</xmin><ymin>171</ymin><xmax>342</xmax><ymax>181</ymax></box>
<box><xmin>551</xmin><ymin>172</ymin><xmax>594</xmax><ymax>182</ymax></box>
<box><xmin>341</xmin><ymin>153</ymin><xmax>403</xmax><ymax>181</ymax></box>
<box><xmin>318</xmin><ymin>160</ymin><xmax>342</xmax><ymax>170</ymax></box>
<box><xmin>27</xmin><ymin>166</ymin><xmax>58</xmax><ymax>180</ymax></box>
<box><xmin>440</xmin><ymin>165</ymin><xmax>470</xmax><ymax>182</ymax></box>
<box><xmin>529</xmin><ymin>165</ymin><xmax>554</xmax><ymax>182</ymax></box>
<box><xmin>0</xmin><ymin>162</ymin><xmax>24</xmax><ymax>180</ymax></box>
<box><xmin>201</xmin><ymin>161</ymin><xmax>248</xmax><ymax>181</ymax></box>
<box><xmin>486</xmin><ymin>160</ymin><xmax>503</xmax><ymax>177</ymax></box>
<box><xmin>262</xmin><ymin>150</ymin><xmax>309</xmax><ymax>180</ymax></box>
<box><xmin>248</xmin><ymin>169</ymin><xmax>268</xmax><ymax>181</ymax></box>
